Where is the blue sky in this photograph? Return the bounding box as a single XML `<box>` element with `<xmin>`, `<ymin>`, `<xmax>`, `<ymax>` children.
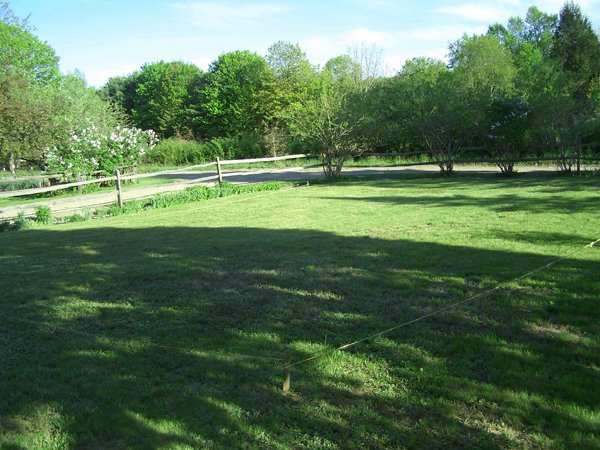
<box><xmin>12</xmin><ymin>0</ymin><xmax>600</xmax><ymax>87</ymax></box>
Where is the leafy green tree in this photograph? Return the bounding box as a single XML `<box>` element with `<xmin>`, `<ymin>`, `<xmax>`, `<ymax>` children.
<box><xmin>413</xmin><ymin>70</ymin><xmax>473</xmax><ymax>174</ymax></box>
<box><xmin>99</xmin><ymin>72</ymin><xmax>139</xmax><ymax>118</ymax></box>
<box><xmin>52</xmin><ymin>72</ymin><xmax>123</xmax><ymax>142</ymax></box>
<box><xmin>488</xmin><ymin>6</ymin><xmax>557</xmax><ymax>56</ymax></box>
<box><xmin>488</xmin><ymin>97</ymin><xmax>533</xmax><ymax>174</ymax></box>
<box><xmin>449</xmin><ymin>34</ymin><xmax>515</xmax><ymax>100</ymax></box>
<box><xmin>0</xmin><ymin>70</ymin><xmax>55</xmax><ymax>172</ymax></box>
<box><xmin>132</xmin><ymin>61</ymin><xmax>202</xmax><ymax>138</ymax></box>
<box><xmin>264</xmin><ymin>41</ymin><xmax>318</xmax><ymax>152</ymax></box>
<box><xmin>286</xmin><ymin>68</ymin><xmax>364</xmax><ymax>178</ymax></box>
<box><xmin>324</xmin><ymin>55</ymin><xmax>362</xmax><ymax>88</ymax></box>
<box><xmin>266</xmin><ymin>41</ymin><xmax>316</xmax><ymax>107</ymax></box>
<box><xmin>551</xmin><ymin>2</ymin><xmax>600</xmax><ymax>99</ymax></box>
<box><xmin>0</xmin><ymin>6</ymin><xmax>59</xmax><ymax>83</ymax></box>
<box><xmin>0</xmin><ymin>3</ymin><xmax>60</xmax><ymax>170</ymax></box>
<box><xmin>548</xmin><ymin>2</ymin><xmax>600</xmax><ymax>172</ymax></box>
<box><xmin>198</xmin><ymin>50</ymin><xmax>275</xmax><ymax>138</ymax></box>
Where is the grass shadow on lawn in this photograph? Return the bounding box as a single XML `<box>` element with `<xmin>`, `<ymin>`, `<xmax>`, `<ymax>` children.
<box><xmin>1</xmin><ymin>226</ymin><xmax>599</xmax><ymax>448</ymax></box>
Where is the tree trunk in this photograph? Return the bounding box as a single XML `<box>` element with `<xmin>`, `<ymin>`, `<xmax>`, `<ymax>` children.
<box><xmin>9</xmin><ymin>152</ymin><xmax>16</xmax><ymax>177</ymax></box>
<box><xmin>576</xmin><ymin>137</ymin><xmax>582</xmax><ymax>176</ymax></box>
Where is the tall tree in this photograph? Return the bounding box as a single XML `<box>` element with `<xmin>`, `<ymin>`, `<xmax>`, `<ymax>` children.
<box><xmin>548</xmin><ymin>2</ymin><xmax>600</xmax><ymax>172</ymax></box>
<box><xmin>198</xmin><ymin>50</ymin><xmax>274</xmax><ymax>138</ymax></box>
<box><xmin>0</xmin><ymin>7</ymin><xmax>59</xmax><ymax>83</ymax></box>
<box><xmin>551</xmin><ymin>1</ymin><xmax>600</xmax><ymax>99</ymax></box>
<box><xmin>0</xmin><ymin>3</ymin><xmax>60</xmax><ymax>170</ymax></box>
<box><xmin>99</xmin><ymin>72</ymin><xmax>139</xmax><ymax>118</ymax></box>
<box><xmin>132</xmin><ymin>61</ymin><xmax>202</xmax><ymax>138</ymax></box>
<box><xmin>286</xmin><ymin>67</ymin><xmax>364</xmax><ymax>178</ymax></box>
<box><xmin>0</xmin><ymin>70</ymin><xmax>55</xmax><ymax>171</ymax></box>
<box><xmin>488</xmin><ymin>6</ymin><xmax>557</xmax><ymax>56</ymax></box>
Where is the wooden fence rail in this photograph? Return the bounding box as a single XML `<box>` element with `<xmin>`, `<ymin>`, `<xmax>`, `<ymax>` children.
<box><xmin>0</xmin><ymin>155</ymin><xmax>307</xmax><ymax>199</ymax></box>
<box><xmin>0</xmin><ymin>151</ymin><xmax>597</xmax><ymax>200</ymax></box>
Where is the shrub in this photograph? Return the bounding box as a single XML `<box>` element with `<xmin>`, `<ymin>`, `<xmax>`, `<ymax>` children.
<box><xmin>46</xmin><ymin>122</ymin><xmax>158</xmax><ymax>177</ymax></box>
<box><xmin>0</xmin><ymin>178</ymin><xmax>51</xmax><ymax>192</ymax></box>
<box><xmin>207</xmin><ymin>134</ymin><xmax>266</xmax><ymax>160</ymax></box>
<box><xmin>145</xmin><ymin>138</ymin><xmax>208</xmax><ymax>165</ymax></box>
<box><xmin>34</xmin><ymin>206</ymin><xmax>52</xmax><ymax>225</ymax></box>
<box><xmin>145</xmin><ymin>134</ymin><xmax>271</xmax><ymax>166</ymax></box>
<box><xmin>13</xmin><ymin>212</ymin><xmax>32</xmax><ymax>230</ymax></box>
<box><xmin>65</xmin><ymin>213</ymin><xmax>86</xmax><ymax>223</ymax></box>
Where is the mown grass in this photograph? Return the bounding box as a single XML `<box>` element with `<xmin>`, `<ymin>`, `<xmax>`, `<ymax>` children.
<box><xmin>1</xmin><ymin>174</ymin><xmax>599</xmax><ymax>449</ymax></box>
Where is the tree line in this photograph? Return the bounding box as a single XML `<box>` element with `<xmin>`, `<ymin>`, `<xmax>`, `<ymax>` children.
<box><xmin>2</xmin><ymin>2</ymin><xmax>599</xmax><ymax>178</ymax></box>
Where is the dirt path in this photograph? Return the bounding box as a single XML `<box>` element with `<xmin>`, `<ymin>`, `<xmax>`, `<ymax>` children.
<box><xmin>0</xmin><ymin>164</ymin><xmax>560</xmax><ymax>220</ymax></box>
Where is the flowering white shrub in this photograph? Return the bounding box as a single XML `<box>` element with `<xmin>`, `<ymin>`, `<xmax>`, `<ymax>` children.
<box><xmin>46</xmin><ymin>123</ymin><xmax>158</xmax><ymax>177</ymax></box>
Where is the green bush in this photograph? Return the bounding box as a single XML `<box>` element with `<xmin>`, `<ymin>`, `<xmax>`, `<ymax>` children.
<box><xmin>65</xmin><ymin>213</ymin><xmax>85</xmax><ymax>223</ymax></box>
<box><xmin>206</xmin><ymin>134</ymin><xmax>266</xmax><ymax>160</ymax></box>
<box><xmin>105</xmin><ymin>181</ymin><xmax>284</xmax><ymax>215</ymax></box>
<box><xmin>34</xmin><ymin>206</ymin><xmax>53</xmax><ymax>225</ymax></box>
<box><xmin>145</xmin><ymin>138</ymin><xmax>209</xmax><ymax>165</ymax></box>
<box><xmin>0</xmin><ymin>178</ymin><xmax>50</xmax><ymax>192</ymax></box>
<box><xmin>145</xmin><ymin>134</ymin><xmax>270</xmax><ymax>166</ymax></box>
<box><xmin>14</xmin><ymin>212</ymin><xmax>32</xmax><ymax>230</ymax></box>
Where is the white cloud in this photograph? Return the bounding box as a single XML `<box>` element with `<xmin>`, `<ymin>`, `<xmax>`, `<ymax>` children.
<box><xmin>535</xmin><ymin>0</ymin><xmax>593</xmax><ymax>12</ymax></box>
<box><xmin>342</xmin><ymin>28</ymin><xmax>395</xmax><ymax>46</ymax></box>
<box><xmin>82</xmin><ymin>64</ymin><xmax>140</xmax><ymax>88</ymax></box>
<box><xmin>437</xmin><ymin>4</ymin><xmax>512</xmax><ymax>22</ymax></box>
<box><xmin>172</xmin><ymin>2</ymin><xmax>292</xmax><ymax>29</ymax></box>
<box><xmin>405</xmin><ymin>25</ymin><xmax>488</xmax><ymax>41</ymax></box>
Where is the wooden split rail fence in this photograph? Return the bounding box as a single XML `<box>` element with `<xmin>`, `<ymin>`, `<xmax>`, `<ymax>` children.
<box><xmin>0</xmin><ymin>154</ymin><xmax>309</xmax><ymax>201</ymax></box>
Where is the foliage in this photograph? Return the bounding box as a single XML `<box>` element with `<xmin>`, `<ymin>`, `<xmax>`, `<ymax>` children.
<box><xmin>144</xmin><ymin>137</ymin><xmax>210</xmax><ymax>165</ymax></box>
<box><xmin>34</xmin><ymin>205</ymin><xmax>52</xmax><ymax>224</ymax></box>
<box><xmin>198</xmin><ymin>50</ymin><xmax>275</xmax><ymax>138</ymax></box>
<box><xmin>46</xmin><ymin>123</ymin><xmax>158</xmax><ymax>177</ymax></box>
<box><xmin>100</xmin><ymin>181</ymin><xmax>283</xmax><ymax>217</ymax></box>
<box><xmin>99</xmin><ymin>72</ymin><xmax>138</xmax><ymax>117</ymax></box>
<box><xmin>132</xmin><ymin>61</ymin><xmax>202</xmax><ymax>138</ymax></box>
<box><xmin>0</xmin><ymin>70</ymin><xmax>55</xmax><ymax>171</ymax></box>
<box><xmin>551</xmin><ymin>2</ymin><xmax>600</xmax><ymax>99</ymax></box>
<box><xmin>323</xmin><ymin>54</ymin><xmax>362</xmax><ymax>89</ymax></box>
<box><xmin>286</xmin><ymin>70</ymin><xmax>364</xmax><ymax>178</ymax></box>
<box><xmin>2</xmin><ymin>2</ymin><xmax>600</xmax><ymax>177</ymax></box>
<box><xmin>0</xmin><ymin>9</ymin><xmax>60</xmax><ymax>83</ymax></box>
<box><xmin>12</xmin><ymin>211</ymin><xmax>31</xmax><ymax>230</ymax></box>
<box><xmin>0</xmin><ymin>5</ymin><xmax>130</xmax><ymax>174</ymax></box>
<box><xmin>488</xmin><ymin>98</ymin><xmax>532</xmax><ymax>174</ymax></box>
<box><xmin>266</xmin><ymin>41</ymin><xmax>317</xmax><ymax>110</ymax></box>
<box><xmin>0</xmin><ymin>177</ymin><xmax>49</xmax><ymax>192</ymax></box>
<box><xmin>488</xmin><ymin>6</ymin><xmax>558</xmax><ymax>56</ymax></box>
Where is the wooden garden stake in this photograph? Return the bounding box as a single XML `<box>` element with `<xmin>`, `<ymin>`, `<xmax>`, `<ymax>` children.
<box><xmin>115</xmin><ymin>169</ymin><xmax>123</xmax><ymax>209</ymax></box>
<box><xmin>282</xmin><ymin>350</ymin><xmax>291</xmax><ymax>392</ymax></box>
<box><xmin>216</xmin><ymin>157</ymin><xmax>223</xmax><ymax>183</ymax></box>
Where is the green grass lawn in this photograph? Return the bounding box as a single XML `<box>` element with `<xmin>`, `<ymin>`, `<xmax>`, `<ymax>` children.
<box><xmin>1</xmin><ymin>174</ymin><xmax>599</xmax><ymax>449</ymax></box>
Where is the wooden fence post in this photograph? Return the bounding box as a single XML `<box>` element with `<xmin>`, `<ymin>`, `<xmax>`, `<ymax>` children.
<box><xmin>77</xmin><ymin>174</ymin><xmax>83</xmax><ymax>193</ymax></box>
<box><xmin>282</xmin><ymin>349</ymin><xmax>291</xmax><ymax>393</ymax></box>
<box><xmin>115</xmin><ymin>169</ymin><xmax>123</xmax><ymax>209</ymax></box>
<box><xmin>216</xmin><ymin>157</ymin><xmax>223</xmax><ymax>183</ymax></box>
<box><xmin>132</xmin><ymin>165</ymin><xmax>138</xmax><ymax>184</ymax></box>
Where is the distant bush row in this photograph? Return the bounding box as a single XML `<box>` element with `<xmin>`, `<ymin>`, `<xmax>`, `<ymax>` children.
<box><xmin>144</xmin><ymin>135</ymin><xmax>309</xmax><ymax>166</ymax></box>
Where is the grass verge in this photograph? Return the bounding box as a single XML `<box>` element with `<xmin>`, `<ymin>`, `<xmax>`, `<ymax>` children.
<box><xmin>1</xmin><ymin>181</ymin><xmax>285</xmax><ymax>231</ymax></box>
